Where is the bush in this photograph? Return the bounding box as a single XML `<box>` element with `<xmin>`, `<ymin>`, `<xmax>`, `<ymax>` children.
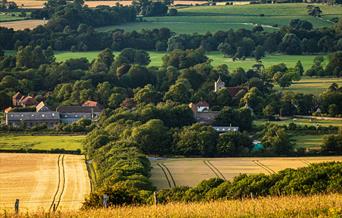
<box><xmin>168</xmin><ymin>8</ymin><xmax>177</xmax><ymax>16</ymax></box>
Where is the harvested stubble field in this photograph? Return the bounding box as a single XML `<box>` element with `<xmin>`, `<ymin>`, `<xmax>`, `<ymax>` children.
<box><xmin>150</xmin><ymin>156</ymin><xmax>342</xmax><ymax>189</ymax></box>
<box><xmin>0</xmin><ymin>153</ymin><xmax>90</xmax><ymax>212</ymax></box>
<box><xmin>0</xmin><ymin>19</ymin><xmax>45</xmax><ymax>30</ymax></box>
<box><xmin>3</xmin><ymin>194</ymin><xmax>342</xmax><ymax>217</ymax></box>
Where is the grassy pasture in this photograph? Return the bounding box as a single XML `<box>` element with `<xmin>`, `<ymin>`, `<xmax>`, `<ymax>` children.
<box><xmin>0</xmin><ymin>12</ymin><xmax>29</xmax><ymax>22</ymax></box>
<box><xmin>292</xmin><ymin>134</ymin><xmax>325</xmax><ymax>150</ymax></box>
<box><xmin>0</xmin><ymin>134</ymin><xmax>85</xmax><ymax>151</ymax></box>
<box><xmin>54</xmin><ymin>50</ymin><xmax>323</xmax><ymax>70</ymax></box>
<box><xmin>97</xmin><ymin>3</ymin><xmax>341</xmax><ymax>33</ymax></box>
<box><xmin>0</xmin><ymin>153</ymin><xmax>90</xmax><ymax>211</ymax></box>
<box><xmin>150</xmin><ymin>157</ymin><xmax>342</xmax><ymax>189</ymax></box>
<box><xmin>275</xmin><ymin>77</ymin><xmax>342</xmax><ymax>95</ymax></box>
<box><xmin>4</xmin><ymin>194</ymin><xmax>342</xmax><ymax>217</ymax></box>
<box><xmin>254</xmin><ymin>117</ymin><xmax>342</xmax><ymax>128</ymax></box>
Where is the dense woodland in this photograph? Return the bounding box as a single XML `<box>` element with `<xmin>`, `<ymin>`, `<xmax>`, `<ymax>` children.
<box><xmin>1</xmin><ymin>0</ymin><xmax>342</xmax><ymax>208</ymax></box>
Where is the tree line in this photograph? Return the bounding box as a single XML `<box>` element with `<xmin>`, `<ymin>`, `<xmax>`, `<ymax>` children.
<box><xmin>0</xmin><ymin>47</ymin><xmax>341</xmax><ymax>118</ymax></box>
<box><xmin>0</xmin><ymin>16</ymin><xmax>341</xmax><ymax>56</ymax></box>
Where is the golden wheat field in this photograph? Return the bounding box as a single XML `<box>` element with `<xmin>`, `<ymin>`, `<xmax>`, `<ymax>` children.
<box><xmin>150</xmin><ymin>156</ymin><xmax>342</xmax><ymax>189</ymax></box>
<box><xmin>0</xmin><ymin>153</ymin><xmax>90</xmax><ymax>212</ymax></box>
<box><xmin>0</xmin><ymin>19</ymin><xmax>46</xmax><ymax>30</ymax></box>
<box><xmin>2</xmin><ymin>194</ymin><xmax>342</xmax><ymax>218</ymax></box>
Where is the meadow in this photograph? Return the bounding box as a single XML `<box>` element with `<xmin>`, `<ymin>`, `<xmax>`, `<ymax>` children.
<box><xmin>254</xmin><ymin>117</ymin><xmax>342</xmax><ymax>128</ymax></box>
<box><xmin>97</xmin><ymin>3</ymin><xmax>342</xmax><ymax>33</ymax></box>
<box><xmin>274</xmin><ymin>77</ymin><xmax>342</xmax><ymax>95</ymax></box>
<box><xmin>149</xmin><ymin>156</ymin><xmax>342</xmax><ymax>189</ymax></box>
<box><xmin>0</xmin><ymin>12</ymin><xmax>29</xmax><ymax>22</ymax></box>
<box><xmin>292</xmin><ymin>134</ymin><xmax>325</xmax><ymax>150</ymax></box>
<box><xmin>3</xmin><ymin>194</ymin><xmax>342</xmax><ymax>217</ymax></box>
<box><xmin>54</xmin><ymin>50</ymin><xmax>324</xmax><ymax>70</ymax></box>
<box><xmin>0</xmin><ymin>153</ymin><xmax>90</xmax><ymax>211</ymax></box>
<box><xmin>0</xmin><ymin>134</ymin><xmax>85</xmax><ymax>151</ymax></box>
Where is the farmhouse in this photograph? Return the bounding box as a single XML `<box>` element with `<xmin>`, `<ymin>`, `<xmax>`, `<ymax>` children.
<box><xmin>189</xmin><ymin>101</ymin><xmax>219</xmax><ymax>124</ymax></box>
<box><xmin>5</xmin><ymin>112</ymin><xmax>60</xmax><ymax>128</ymax></box>
<box><xmin>12</xmin><ymin>92</ymin><xmax>38</xmax><ymax>108</ymax></box>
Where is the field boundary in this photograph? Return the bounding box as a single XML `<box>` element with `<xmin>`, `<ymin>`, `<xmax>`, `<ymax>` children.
<box><xmin>294</xmin><ymin>115</ymin><xmax>342</xmax><ymax>121</ymax></box>
<box><xmin>86</xmin><ymin>160</ymin><xmax>97</xmax><ymax>192</ymax></box>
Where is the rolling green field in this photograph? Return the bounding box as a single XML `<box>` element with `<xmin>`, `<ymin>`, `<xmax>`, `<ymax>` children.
<box><xmin>275</xmin><ymin>77</ymin><xmax>342</xmax><ymax>95</ymax></box>
<box><xmin>0</xmin><ymin>134</ymin><xmax>85</xmax><ymax>151</ymax></box>
<box><xmin>97</xmin><ymin>3</ymin><xmax>341</xmax><ymax>33</ymax></box>
<box><xmin>292</xmin><ymin>134</ymin><xmax>325</xmax><ymax>149</ymax></box>
<box><xmin>255</xmin><ymin>118</ymin><xmax>342</xmax><ymax>128</ymax></box>
<box><xmin>0</xmin><ymin>12</ymin><xmax>29</xmax><ymax>22</ymax></box>
<box><xmin>54</xmin><ymin>50</ymin><xmax>324</xmax><ymax>71</ymax></box>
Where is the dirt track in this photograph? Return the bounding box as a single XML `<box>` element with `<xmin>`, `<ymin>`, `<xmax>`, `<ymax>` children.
<box><xmin>0</xmin><ymin>153</ymin><xmax>90</xmax><ymax>212</ymax></box>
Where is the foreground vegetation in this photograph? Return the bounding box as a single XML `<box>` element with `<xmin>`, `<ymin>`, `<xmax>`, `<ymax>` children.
<box><xmin>4</xmin><ymin>194</ymin><xmax>342</xmax><ymax>217</ymax></box>
<box><xmin>0</xmin><ymin>134</ymin><xmax>85</xmax><ymax>151</ymax></box>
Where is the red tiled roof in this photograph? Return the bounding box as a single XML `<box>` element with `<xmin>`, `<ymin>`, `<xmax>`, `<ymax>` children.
<box><xmin>20</xmin><ymin>96</ymin><xmax>37</xmax><ymax>106</ymax></box>
<box><xmin>82</xmin><ymin>100</ymin><xmax>102</xmax><ymax>108</ymax></box>
<box><xmin>12</xmin><ymin>92</ymin><xmax>22</xmax><ymax>100</ymax></box>
<box><xmin>4</xmin><ymin>107</ymin><xmax>12</xmax><ymax>113</ymax></box>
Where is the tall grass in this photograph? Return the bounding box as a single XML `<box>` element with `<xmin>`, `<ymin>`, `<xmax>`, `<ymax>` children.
<box><xmin>3</xmin><ymin>194</ymin><xmax>341</xmax><ymax>217</ymax></box>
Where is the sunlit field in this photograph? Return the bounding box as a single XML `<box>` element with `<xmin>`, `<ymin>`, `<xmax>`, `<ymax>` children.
<box><xmin>3</xmin><ymin>194</ymin><xmax>342</xmax><ymax>217</ymax></box>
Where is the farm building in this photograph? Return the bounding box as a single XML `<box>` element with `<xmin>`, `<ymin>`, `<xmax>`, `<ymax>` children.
<box><xmin>212</xmin><ymin>126</ymin><xmax>239</xmax><ymax>132</ymax></box>
<box><xmin>36</xmin><ymin>101</ymin><xmax>50</xmax><ymax>112</ymax></box>
<box><xmin>5</xmin><ymin>112</ymin><xmax>60</xmax><ymax>128</ymax></box>
<box><xmin>4</xmin><ymin>99</ymin><xmax>103</xmax><ymax>127</ymax></box>
<box><xmin>12</xmin><ymin>92</ymin><xmax>38</xmax><ymax>108</ymax></box>
<box><xmin>57</xmin><ymin>105</ymin><xmax>102</xmax><ymax>124</ymax></box>
<box><xmin>189</xmin><ymin>101</ymin><xmax>219</xmax><ymax>124</ymax></box>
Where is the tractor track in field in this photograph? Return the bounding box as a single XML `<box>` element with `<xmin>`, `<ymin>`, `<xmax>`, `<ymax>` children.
<box><xmin>157</xmin><ymin>163</ymin><xmax>176</xmax><ymax>188</ymax></box>
<box><xmin>207</xmin><ymin>160</ymin><xmax>226</xmax><ymax>180</ymax></box>
<box><xmin>301</xmin><ymin>159</ymin><xmax>310</xmax><ymax>166</ymax></box>
<box><xmin>203</xmin><ymin>160</ymin><xmax>226</xmax><ymax>180</ymax></box>
<box><xmin>49</xmin><ymin>154</ymin><xmax>66</xmax><ymax>212</ymax></box>
<box><xmin>253</xmin><ymin>160</ymin><xmax>275</xmax><ymax>174</ymax></box>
